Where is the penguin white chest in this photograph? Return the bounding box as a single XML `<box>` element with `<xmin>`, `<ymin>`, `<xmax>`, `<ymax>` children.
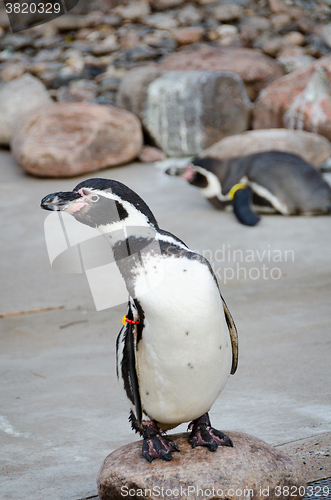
<box><xmin>133</xmin><ymin>255</ymin><xmax>232</xmax><ymax>425</ymax></box>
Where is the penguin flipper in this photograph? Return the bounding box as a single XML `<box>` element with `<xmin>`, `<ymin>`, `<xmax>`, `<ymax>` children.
<box><xmin>233</xmin><ymin>186</ymin><xmax>260</xmax><ymax>226</ymax></box>
<box><xmin>127</xmin><ymin>321</ymin><xmax>142</xmax><ymax>424</ymax></box>
<box><xmin>222</xmin><ymin>297</ymin><xmax>238</xmax><ymax>375</ymax></box>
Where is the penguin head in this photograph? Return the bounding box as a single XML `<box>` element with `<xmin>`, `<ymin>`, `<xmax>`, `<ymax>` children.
<box><xmin>41</xmin><ymin>178</ymin><xmax>158</xmax><ymax>230</ymax></box>
<box><xmin>165</xmin><ymin>163</ymin><xmax>208</xmax><ymax>189</ymax></box>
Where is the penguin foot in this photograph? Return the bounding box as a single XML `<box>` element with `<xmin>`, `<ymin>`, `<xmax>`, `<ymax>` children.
<box><xmin>142</xmin><ymin>421</ymin><xmax>180</xmax><ymax>463</ymax></box>
<box><xmin>188</xmin><ymin>413</ymin><xmax>233</xmax><ymax>452</ymax></box>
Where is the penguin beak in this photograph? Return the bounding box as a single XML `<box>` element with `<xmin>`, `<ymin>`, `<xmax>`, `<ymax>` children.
<box><xmin>40</xmin><ymin>191</ymin><xmax>86</xmax><ymax>213</ymax></box>
<box><xmin>165</xmin><ymin>164</ymin><xmax>196</xmax><ymax>180</ymax></box>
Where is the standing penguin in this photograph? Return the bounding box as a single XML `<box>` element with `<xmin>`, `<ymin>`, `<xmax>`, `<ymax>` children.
<box><xmin>166</xmin><ymin>151</ymin><xmax>331</xmax><ymax>226</ymax></box>
<box><xmin>41</xmin><ymin>178</ymin><xmax>238</xmax><ymax>462</ymax></box>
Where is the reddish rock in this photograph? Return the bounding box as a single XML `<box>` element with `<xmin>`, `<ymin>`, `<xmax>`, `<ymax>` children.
<box><xmin>11</xmin><ymin>102</ymin><xmax>143</xmax><ymax>177</ymax></box>
<box><xmin>159</xmin><ymin>46</ymin><xmax>284</xmax><ymax>101</ymax></box>
<box><xmin>98</xmin><ymin>432</ymin><xmax>305</xmax><ymax>500</ymax></box>
<box><xmin>139</xmin><ymin>146</ymin><xmax>167</xmax><ymax>162</ymax></box>
<box><xmin>174</xmin><ymin>27</ymin><xmax>204</xmax><ymax>46</ymax></box>
<box><xmin>253</xmin><ymin>55</ymin><xmax>331</xmax><ymax>142</ymax></box>
<box><xmin>200</xmin><ymin>129</ymin><xmax>331</xmax><ymax>168</ymax></box>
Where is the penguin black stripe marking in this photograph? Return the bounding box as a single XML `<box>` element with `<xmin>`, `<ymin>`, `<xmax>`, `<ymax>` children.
<box><xmin>41</xmin><ymin>178</ymin><xmax>238</xmax><ymax>462</ymax></box>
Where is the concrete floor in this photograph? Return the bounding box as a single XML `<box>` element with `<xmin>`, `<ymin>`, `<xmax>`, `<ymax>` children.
<box><xmin>0</xmin><ymin>149</ymin><xmax>330</xmax><ymax>500</ymax></box>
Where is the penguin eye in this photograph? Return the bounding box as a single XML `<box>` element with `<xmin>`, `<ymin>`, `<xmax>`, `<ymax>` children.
<box><xmin>90</xmin><ymin>194</ymin><xmax>99</xmax><ymax>202</ymax></box>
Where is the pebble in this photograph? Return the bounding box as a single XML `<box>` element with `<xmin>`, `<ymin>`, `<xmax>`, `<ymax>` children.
<box><xmin>284</xmin><ymin>31</ymin><xmax>305</xmax><ymax>46</ymax></box>
<box><xmin>270</xmin><ymin>13</ymin><xmax>292</xmax><ymax>29</ymax></box>
<box><xmin>1</xmin><ymin>34</ymin><xmax>33</xmax><ymax>51</ymax></box>
<box><xmin>0</xmin><ymin>62</ymin><xmax>25</xmax><ymax>82</ymax></box>
<box><xmin>57</xmin><ymin>79</ymin><xmax>98</xmax><ymax>102</ymax></box>
<box><xmin>151</xmin><ymin>0</ymin><xmax>183</xmax><ymax>10</ymax></box>
<box><xmin>320</xmin><ymin>24</ymin><xmax>331</xmax><ymax>49</ymax></box>
<box><xmin>278</xmin><ymin>54</ymin><xmax>316</xmax><ymax>73</ymax></box>
<box><xmin>98</xmin><ymin>77</ymin><xmax>122</xmax><ymax>92</ymax></box>
<box><xmin>102</xmin><ymin>15</ymin><xmax>122</xmax><ymax>27</ymax></box>
<box><xmin>143</xmin><ymin>32</ymin><xmax>177</xmax><ymax>49</ymax></box>
<box><xmin>177</xmin><ymin>5</ymin><xmax>204</xmax><ymax>25</ymax></box>
<box><xmin>174</xmin><ymin>27</ymin><xmax>204</xmax><ymax>45</ymax></box>
<box><xmin>92</xmin><ymin>35</ymin><xmax>120</xmax><ymax>55</ymax></box>
<box><xmin>213</xmin><ymin>4</ymin><xmax>243</xmax><ymax>23</ymax></box>
<box><xmin>120</xmin><ymin>33</ymin><xmax>141</xmax><ymax>49</ymax></box>
<box><xmin>144</xmin><ymin>13</ymin><xmax>179</xmax><ymax>30</ymax></box>
<box><xmin>125</xmin><ymin>44</ymin><xmax>160</xmax><ymax>62</ymax></box>
<box><xmin>113</xmin><ymin>1</ymin><xmax>151</xmax><ymax>22</ymax></box>
<box><xmin>240</xmin><ymin>16</ymin><xmax>271</xmax><ymax>31</ymax></box>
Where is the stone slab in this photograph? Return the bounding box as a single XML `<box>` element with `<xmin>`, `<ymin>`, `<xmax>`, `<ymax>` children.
<box><xmin>277</xmin><ymin>432</ymin><xmax>331</xmax><ymax>483</ymax></box>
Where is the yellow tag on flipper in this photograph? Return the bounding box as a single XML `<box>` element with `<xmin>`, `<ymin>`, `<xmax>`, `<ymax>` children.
<box><xmin>228</xmin><ymin>183</ymin><xmax>246</xmax><ymax>201</ymax></box>
<box><xmin>122</xmin><ymin>315</ymin><xmax>127</xmax><ymax>325</ymax></box>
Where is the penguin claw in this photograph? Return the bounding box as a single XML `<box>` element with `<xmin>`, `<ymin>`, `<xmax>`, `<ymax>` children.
<box><xmin>188</xmin><ymin>413</ymin><xmax>233</xmax><ymax>452</ymax></box>
<box><xmin>141</xmin><ymin>421</ymin><xmax>180</xmax><ymax>462</ymax></box>
<box><xmin>142</xmin><ymin>435</ymin><xmax>179</xmax><ymax>462</ymax></box>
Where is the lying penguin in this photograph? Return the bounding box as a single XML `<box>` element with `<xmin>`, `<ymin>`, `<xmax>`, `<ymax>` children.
<box><xmin>165</xmin><ymin>151</ymin><xmax>331</xmax><ymax>226</ymax></box>
<box><xmin>41</xmin><ymin>178</ymin><xmax>238</xmax><ymax>463</ymax></box>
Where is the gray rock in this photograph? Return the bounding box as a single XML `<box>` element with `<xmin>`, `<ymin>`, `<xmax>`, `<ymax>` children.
<box><xmin>0</xmin><ymin>74</ymin><xmax>52</xmax><ymax>146</ymax></box>
<box><xmin>144</xmin><ymin>33</ymin><xmax>178</xmax><ymax>50</ymax></box>
<box><xmin>57</xmin><ymin>79</ymin><xmax>97</xmax><ymax>102</ymax></box>
<box><xmin>143</xmin><ymin>70</ymin><xmax>252</xmax><ymax>156</ymax></box>
<box><xmin>116</xmin><ymin>67</ymin><xmax>163</xmax><ymax>118</ymax></box>
<box><xmin>159</xmin><ymin>46</ymin><xmax>284</xmax><ymax>101</ymax></box>
<box><xmin>200</xmin><ymin>129</ymin><xmax>331</xmax><ymax>168</ymax></box>
<box><xmin>144</xmin><ymin>13</ymin><xmax>179</xmax><ymax>30</ymax></box>
<box><xmin>92</xmin><ymin>35</ymin><xmax>120</xmax><ymax>56</ymax></box>
<box><xmin>278</xmin><ymin>55</ymin><xmax>316</xmax><ymax>74</ymax></box>
<box><xmin>125</xmin><ymin>44</ymin><xmax>160</xmax><ymax>62</ymax></box>
<box><xmin>177</xmin><ymin>5</ymin><xmax>204</xmax><ymax>25</ymax></box>
<box><xmin>98</xmin><ymin>432</ymin><xmax>305</xmax><ymax>500</ymax></box>
<box><xmin>212</xmin><ymin>3</ymin><xmax>243</xmax><ymax>22</ymax></box>
<box><xmin>93</xmin><ymin>93</ymin><xmax>117</xmax><ymax>105</ymax></box>
<box><xmin>151</xmin><ymin>0</ymin><xmax>183</xmax><ymax>10</ymax></box>
<box><xmin>50</xmin><ymin>15</ymin><xmax>93</xmax><ymax>31</ymax></box>
<box><xmin>0</xmin><ymin>34</ymin><xmax>33</xmax><ymax>51</ymax></box>
<box><xmin>98</xmin><ymin>77</ymin><xmax>122</xmax><ymax>93</ymax></box>
<box><xmin>102</xmin><ymin>14</ymin><xmax>122</xmax><ymax>27</ymax></box>
<box><xmin>320</xmin><ymin>24</ymin><xmax>331</xmax><ymax>49</ymax></box>
<box><xmin>114</xmin><ymin>1</ymin><xmax>151</xmax><ymax>22</ymax></box>
<box><xmin>33</xmin><ymin>48</ymin><xmax>63</xmax><ymax>63</ymax></box>
<box><xmin>33</xmin><ymin>36</ymin><xmax>64</xmax><ymax>50</ymax></box>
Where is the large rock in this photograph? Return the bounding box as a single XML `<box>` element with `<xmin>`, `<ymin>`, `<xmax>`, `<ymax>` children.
<box><xmin>200</xmin><ymin>129</ymin><xmax>331</xmax><ymax>168</ymax></box>
<box><xmin>11</xmin><ymin>102</ymin><xmax>143</xmax><ymax>177</ymax></box>
<box><xmin>159</xmin><ymin>46</ymin><xmax>284</xmax><ymax>101</ymax></box>
<box><xmin>98</xmin><ymin>432</ymin><xmax>305</xmax><ymax>500</ymax></box>
<box><xmin>116</xmin><ymin>67</ymin><xmax>163</xmax><ymax>119</ymax></box>
<box><xmin>253</xmin><ymin>55</ymin><xmax>331</xmax><ymax>142</ymax></box>
<box><xmin>143</xmin><ymin>71</ymin><xmax>251</xmax><ymax>156</ymax></box>
<box><xmin>0</xmin><ymin>74</ymin><xmax>52</xmax><ymax>146</ymax></box>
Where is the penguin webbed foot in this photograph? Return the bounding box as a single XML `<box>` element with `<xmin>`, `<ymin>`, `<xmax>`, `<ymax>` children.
<box><xmin>188</xmin><ymin>413</ymin><xmax>233</xmax><ymax>452</ymax></box>
<box><xmin>142</xmin><ymin>421</ymin><xmax>180</xmax><ymax>463</ymax></box>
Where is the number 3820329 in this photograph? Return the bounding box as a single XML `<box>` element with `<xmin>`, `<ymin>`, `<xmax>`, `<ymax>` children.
<box><xmin>5</xmin><ymin>3</ymin><xmax>61</xmax><ymax>14</ymax></box>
